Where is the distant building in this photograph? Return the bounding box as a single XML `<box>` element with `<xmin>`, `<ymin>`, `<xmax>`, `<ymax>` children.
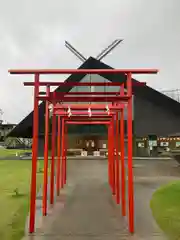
<box><xmin>7</xmin><ymin>57</ymin><xmax>180</xmax><ymax>156</ymax></box>
<box><xmin>0</xmin><ymin>121</ymin><xmax>16</xmax><ymax>141</ymax></box>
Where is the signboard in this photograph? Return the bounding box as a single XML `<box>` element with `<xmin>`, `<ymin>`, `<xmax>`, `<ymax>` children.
<box><xmin>160</xmin><ymin>142</ymin><xmax>169</xmax><ymax>147</ymax></box>
<box><xmin>138</xmin><ymin>142</ymin><xmax>144</xmax><ymax>148</ymax></box>
<box><xmin>176</xmin><ymin>142</ymin><xmax>180</xmax><ymax>147</ymax></box>
<box><xmin>81</xmin><ymin>151</ymin><xmax>87</xmax><ymax>156</ymax></box>
<box><xmin>93</xmin><ymin>151</ymin><xmax>100</xmax><ymax>156</ymax></box>
<box><xmin>102</xmin><ymin>143</ymin><xmax>106</xmax><ymax>149</ymax></box>
<box><xmin>148</xmin><ymin>140</ymin><xmax>157</xmax><ymax>147</ymax></box>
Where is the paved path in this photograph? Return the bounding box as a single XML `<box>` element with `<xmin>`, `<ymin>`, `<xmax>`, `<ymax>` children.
<box><xmin>26</xmin><ymin>159</ymin><xmax>180</xmax><ymax>239</ymax></box>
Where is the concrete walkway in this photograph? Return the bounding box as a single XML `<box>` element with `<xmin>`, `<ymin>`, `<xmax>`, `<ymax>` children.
<box><xmin>25</xmin><ymin>159</ymin><xmax>180</xmax><ymax>239</ymax></box>
<box><xmin>30</xmin><ymin>160</ymin><xmax>130</xmax><ymax>239</ymax></box>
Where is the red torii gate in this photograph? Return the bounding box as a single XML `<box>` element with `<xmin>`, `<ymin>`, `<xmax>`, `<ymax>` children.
<box><xmin>8</xmin><ymin>68</ymin><xmax>158</xmax><ymax>235</ymax></box>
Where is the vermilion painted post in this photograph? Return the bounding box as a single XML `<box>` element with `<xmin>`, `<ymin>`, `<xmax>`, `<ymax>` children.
<box><xmin>115</xmin><ymin>111</ymin><xmax>120</xmax><ymax>204</ymax></box>
<box><xmin>29</xmin><ymin>74</ymin><xmax>39</xmax><ymax>233</ymax></box>
<box><xmin>111</xmin><ymin>117</ymin><xmax>115</xmax><ymax>195</ymax></box>
<box><xmin>50</xmin><ymin>109</ymin><xmax>56</xmax><ymax>204</ymax></box>
<box><xmin>64</xmin><ymin>124</ymin><xmax>67</xmax><ymax>185</ymax></box>
<box><xmin>61</xmin><ymin>119</ymin><xmax>65</xmax><ymax>188</ymax></box>
<box><xmin>120</xmin><ymin>84</ymin><xmax>126</xmax><ymax>216</ymax></box>
<box><xmin>57</xmin><ymin>115</ymin><xmax>61</xmax><ymax>196</ymax></box>
<box><xmin>109</xmin><ymin>123</ymin><xmax>113</xmax><ymax>189</ymax></box>
<box><xmin>108</xmin><ymin>125</ymin><xmax>111</xmax><ymax>186</ymax></box>
<box><xmin>109</xmin><ymin>121</ymin><xmax>113</xmax><ymax>190</ymax></box>
<box><xmin>127</xmin><ymin>73</ymin><xmax>134</xmax><ymax>233</ymax></box>
<box><xmin>43</xmin><ymin>85</ymin><xmax>50</xmax><ymax>216</ymax></box>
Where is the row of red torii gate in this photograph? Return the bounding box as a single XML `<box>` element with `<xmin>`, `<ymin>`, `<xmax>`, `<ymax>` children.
<box><xmin>8</xmin><ymin>68</ymin><xmax>158</xmax><ymax>235</ymax></box>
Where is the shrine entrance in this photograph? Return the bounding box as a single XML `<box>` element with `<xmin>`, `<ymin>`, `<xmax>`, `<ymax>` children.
<box><xmin>8</xmin><ymin>66</ymin><xmax>158</xmax><ymax>235</ymax></box>
<box><xmin>82</xmin><ymin>136</ymin><xmax>99</xmax><ymax>154</ymax></box>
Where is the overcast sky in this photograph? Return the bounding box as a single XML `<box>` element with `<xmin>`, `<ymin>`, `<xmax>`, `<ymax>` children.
<box><xmin>0</xmin><ymin>0</ymin><xmax>180</xmax><ymax>123</ymax></box>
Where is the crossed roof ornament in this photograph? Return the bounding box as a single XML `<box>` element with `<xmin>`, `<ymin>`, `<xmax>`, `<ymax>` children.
<box><xmin>65</xmin><ymin>39</ymin><xmax>123</xmax><ymax>62</ymax></box>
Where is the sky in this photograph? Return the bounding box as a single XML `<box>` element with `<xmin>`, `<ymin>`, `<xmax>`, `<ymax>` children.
<box><xmin>0</xmin><ymin>0</ymin><xmax>180</xmax><ymax>123</ymax></box>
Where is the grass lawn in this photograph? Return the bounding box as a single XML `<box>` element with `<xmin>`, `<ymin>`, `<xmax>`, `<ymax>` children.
<box><xmin>0</xmin><ymin>160</ymin><xmax>43</xmax><ymax>240</ymax></box>
<box><xmin>0</xmin><ymin>148</ymin><xmax>31</xmax><ymax>158</ymax></box>
<box><xmin>150</xmin><ymin>181</ymin><xmax>180</xmax><ymax>239</ymax></box>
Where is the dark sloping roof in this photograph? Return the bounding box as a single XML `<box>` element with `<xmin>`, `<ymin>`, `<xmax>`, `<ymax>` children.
<box><xmin>8</xmin><ymin>57</ymin><xmax>180</xmax><ymax>138</ymax></box>
<box><xmin>8</xmin><ymin>57</ymin><xmax>95</xmax><ymax>138</ymax></box>
<box><xmin>168</xmin><ymin>133</ymin><xmax>180</xmax><ymax>137</ymax></box>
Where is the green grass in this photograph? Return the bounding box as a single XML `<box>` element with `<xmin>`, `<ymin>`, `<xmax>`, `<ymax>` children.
<box><xmin>0</xmin><ymin>148</ymin><xmax>31</xmax><ymax>158</ymax></box>
<box><xmin>0</xmin><ymin>160</ymin><xmax>43</xmax><ymax>240</ymax></box>
<box><xmin>150</xmin><ymin>181</ymin><xmax>180</xmax><ymax>239</ymax></box>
